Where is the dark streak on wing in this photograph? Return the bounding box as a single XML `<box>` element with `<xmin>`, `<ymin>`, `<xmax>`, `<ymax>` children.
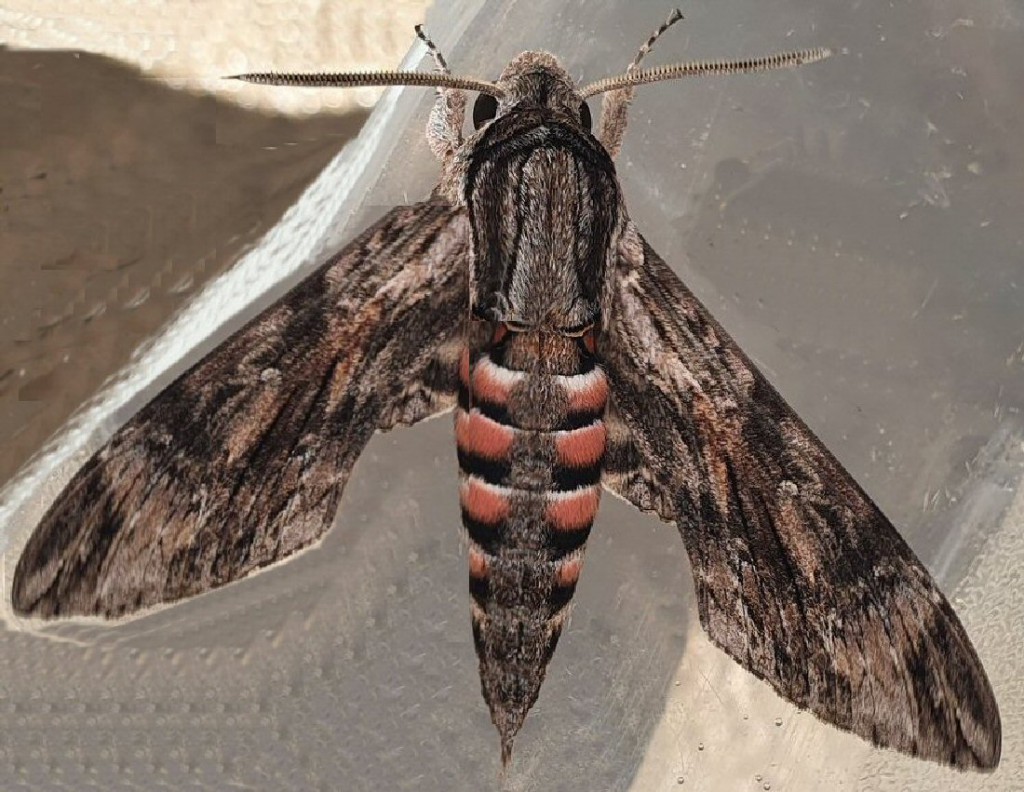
<box><xmin>599</xmin><ymin>224</ymin><xmax>1001</xmax><ymax>770</ymax></box>
<box><xmin>13</xmin><ymin>197</ymin><xmax>470</xmax><ymax>619</ymax></box>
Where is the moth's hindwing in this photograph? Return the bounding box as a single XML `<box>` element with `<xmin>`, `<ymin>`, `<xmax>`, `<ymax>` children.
<box><xmin>13</xmin><ymin>198</ymin><xmax>469</xmax><ymax>619</ymax></box>
<box><xmin>600</xmin><ymin>224</ymin><xmax>1001</xmax><ymax>769</ymax></box>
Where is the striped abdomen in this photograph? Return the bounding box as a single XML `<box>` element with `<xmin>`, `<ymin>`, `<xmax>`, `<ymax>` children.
<box><xmin>455</xmin><ymin>325</ymin><xmax>608</xmax><ymax>761</ymax></box>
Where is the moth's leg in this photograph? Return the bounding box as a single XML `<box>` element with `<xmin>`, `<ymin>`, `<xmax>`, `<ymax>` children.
<box><xmin>426</xmin><ymin>88</ymin><xmax>466</xmax><ymax>164</ymax></box>
<box><xmin>597</xmin><ymin>87</ymin><xmax>635</xmax><ymax>160</ymax></box>
<box><xmin>598</xmin><ymin>9</ymin><xmax>684</xmax><ymax>158</ymax></box>
<box><xmin>416</xmin><ymin>25</ymin><xmax>466</xmax><ymax>165</ymax></box>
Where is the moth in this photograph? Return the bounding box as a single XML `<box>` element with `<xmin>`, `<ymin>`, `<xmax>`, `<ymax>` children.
<box><xmin>12</xmin><ymin>10</ymin><xmax>1000</xmax><ymax>771</ymax></box>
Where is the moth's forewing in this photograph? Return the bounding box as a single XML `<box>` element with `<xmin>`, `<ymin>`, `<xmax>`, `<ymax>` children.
<box><xmin>13</xmin><ymin>199</ymin><xmax>469</xmax><ymax>619</ymax></box>
<box><xmin>599</xmin><ymin>226</ymin><xmax>1001</xmax><ymax>769</ymax></box>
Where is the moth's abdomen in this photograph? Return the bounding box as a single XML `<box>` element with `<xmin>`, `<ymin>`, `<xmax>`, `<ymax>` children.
<box><xmin>454</xmin><ymin>327</ymin><xmax>608</xmax><ymax>761</ymax></box>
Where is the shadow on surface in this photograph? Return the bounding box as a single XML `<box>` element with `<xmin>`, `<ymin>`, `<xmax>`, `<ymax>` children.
<box><xmin>0</xmin><ymin>47</ymin><xmax>367</xmax><ymax>486</ymax></box>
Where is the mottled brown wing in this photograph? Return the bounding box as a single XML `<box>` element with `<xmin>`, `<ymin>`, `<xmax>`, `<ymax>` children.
<box><xmin>599</xmin><ymin>224</ymin><xmax>1000</xmax><ymax>769</ymax></box>
<box><xmin>13</xmin><ymin>198</ymin><xmax>469</xmax><ymax>619</ymax></box>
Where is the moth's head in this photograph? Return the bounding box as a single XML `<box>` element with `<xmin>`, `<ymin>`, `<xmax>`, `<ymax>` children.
<box><xmin>470</xmin><ymin>51</ymin><xmax>592</xmax><ymax>135</ymax></box>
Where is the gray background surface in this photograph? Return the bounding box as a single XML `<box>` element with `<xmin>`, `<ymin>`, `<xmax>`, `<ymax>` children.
<box><xmin>1</xmin><ymin>1</ymin><xmax>1021</xmax><ymax>790</ymax></box>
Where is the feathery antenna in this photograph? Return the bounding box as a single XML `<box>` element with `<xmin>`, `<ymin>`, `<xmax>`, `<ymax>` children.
<box><xmin>580</xmin><ymin>47</ymin><xmax>832</xmax><ymax>99</ymax></box>
<box><xmin>226</xmin><ymin>69</ymin><xmax>504</xmax><ymax>96</ymax></box>
<box><xmin>227</xmin><ymin>24</ymin><xmax>501</xmax><ymax>96</ymax></box>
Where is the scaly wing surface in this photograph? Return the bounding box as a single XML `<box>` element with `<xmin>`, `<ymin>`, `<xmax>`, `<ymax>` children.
<box><xmin>13</xmin><ymin>198</ymin><xmax>469</xmax><ymax>618</ymax></box>
<box><xmin>599</xmin><ymin>225</ymin><xmax>1000</xmax><ymax>769</ymax></box>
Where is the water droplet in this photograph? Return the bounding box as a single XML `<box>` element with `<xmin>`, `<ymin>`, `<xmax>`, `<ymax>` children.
<box><xmin>697</xmin><ymin>742</ymin><xmax>704</xmax><ymax>751</ymax></box>
<box><xmin>755</xmin><ymin>774</ymin><xmax>762</xmax><ymax>782</ymax></box>
<box><xmin>676</xmin><ymin>777</ymin><xmax>685</xmax><ymax>785</ymax></box>
<box><xmin>763</xmin><ymin>783</ymin><xmax>772</xmax><ymax>791</ymax></box>
<box><xmin>774</xmin><ymin>717</ymin><xmax>783</xmax><ymax>726</ymax></box>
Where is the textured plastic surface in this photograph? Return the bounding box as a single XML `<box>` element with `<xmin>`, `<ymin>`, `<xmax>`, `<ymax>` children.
<box><xmin>1</xmin><ymin>1</ymin><xmax>1022</xmax><ymax>790</ymax></box>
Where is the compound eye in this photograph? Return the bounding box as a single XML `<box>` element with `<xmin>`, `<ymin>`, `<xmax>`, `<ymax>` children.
<box><xmin>579</xmin><ymin>101</ymin><xmax>592</xmax><ymax>132</ymax></box>
<box><xmin>473</xmin><ymin>93</ymin><xmax>498</xmax><ymax>129</ymax></box>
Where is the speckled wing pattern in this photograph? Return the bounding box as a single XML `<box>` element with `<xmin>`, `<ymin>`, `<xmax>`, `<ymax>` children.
<box><xmin>13</xmin><ymin>197</ymin><xmax>469</xmax><ymax>619</ymax></box>
<box><xmin>599</xmin><ymin>225</ymin><xmax>1001</xmax><ymax>769</ymax></box>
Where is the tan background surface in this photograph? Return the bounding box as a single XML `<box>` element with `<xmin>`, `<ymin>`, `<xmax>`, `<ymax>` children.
<box><xmin>0</xmin><ymin>0</ymin><xmax>429</xmax><ymax>488</ymax></box>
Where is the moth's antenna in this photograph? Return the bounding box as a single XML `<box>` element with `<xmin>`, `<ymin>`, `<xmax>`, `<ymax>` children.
<box><xmin>630</xmin><ymin>8</ymin><xmax>685</xmax><ymax>70</ymax></box>
<box><xmin>580</xmin><ymin>46</ymin><xmax>832</xmax><ymax>98</ymax></box>
<box><xmin>415</xmin><ymin>24</ymin><xmax>450</xmax><ymax>74</ymax></box>
<box><xmin>228</xmin><ymin>25</ymin><xmax>502</xmax><ymax>97</ymax></box>
<box><xmin>228</xmin><ymin>69</ymin><xmax>504</xmax><ymax>97</ymax></box>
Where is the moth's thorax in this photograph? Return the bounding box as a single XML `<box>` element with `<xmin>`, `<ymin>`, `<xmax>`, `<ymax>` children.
<box><xmin>461</xmin><ymin>103</ymin><xmax>621</xmax><ymax>333</ymax></box>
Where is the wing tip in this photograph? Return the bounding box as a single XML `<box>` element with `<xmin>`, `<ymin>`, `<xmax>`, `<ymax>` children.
<box><xmin>958</xmin><ymin>708</ymin><xmax>1002</xmax><ymax>772</ymax></box>
<box><xmin>10</xmin><ymin>552</ymin><xmax>53</xmax><ymax>618</ymax></box>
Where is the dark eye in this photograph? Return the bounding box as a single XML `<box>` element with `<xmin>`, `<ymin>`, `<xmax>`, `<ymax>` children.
<box><xmin>579</xmin><ymin>101</ymin><xmax>592</xmax><ymax>132</ymax></box>
<box><xmin>473</xmin><ymin>93</ymin><xmax>498</xmax><ymax>129</ymax></box>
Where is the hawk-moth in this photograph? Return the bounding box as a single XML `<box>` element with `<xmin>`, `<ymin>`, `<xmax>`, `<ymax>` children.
<box><xmin>10</xmin><ymin>11</ymin><xmax>1000</xmax><ymax>771</ymax></box>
